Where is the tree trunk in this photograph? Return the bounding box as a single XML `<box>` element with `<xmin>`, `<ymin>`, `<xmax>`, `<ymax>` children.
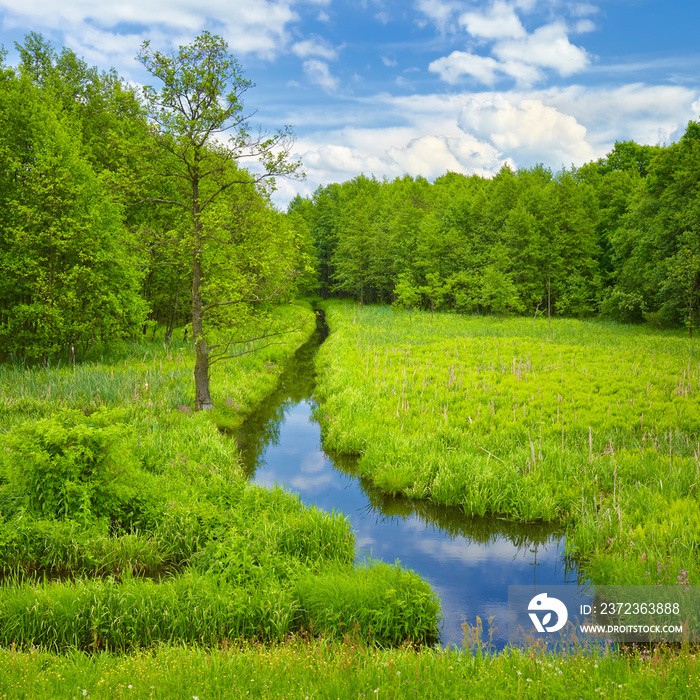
<box><xmin>192</xmin><ymin>239</ymin><xmax>213</xmax><ymax>411</ymax></box>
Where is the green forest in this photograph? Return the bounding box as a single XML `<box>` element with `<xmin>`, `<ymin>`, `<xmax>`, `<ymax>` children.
<box><xmin>1</xmin><ymin>31</ymin><xmax>700</xmax><ymax>700</ymax></box>
<box><xmin>291</xmin><ymin>136</ymin><xmax>699</xmax><ymax>333</ymax></box>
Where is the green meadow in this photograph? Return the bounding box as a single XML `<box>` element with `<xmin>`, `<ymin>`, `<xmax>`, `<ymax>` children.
<box><xmin>315</xmin><ymin>301</ymin><xmax>700</xmax><ymax>587</ymax></box>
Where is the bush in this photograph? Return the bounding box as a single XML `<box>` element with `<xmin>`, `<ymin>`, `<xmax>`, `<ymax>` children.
<box><xmin>0</xmin><ymin>408</ymin><xmax>145</xmax><ymax>528</ymax></box>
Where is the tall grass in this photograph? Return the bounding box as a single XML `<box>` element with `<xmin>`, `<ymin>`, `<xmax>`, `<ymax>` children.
<box><xmin>315</xmin><ymin>301</ymin><xmax>700</xmax><ymax>586</ymax></box>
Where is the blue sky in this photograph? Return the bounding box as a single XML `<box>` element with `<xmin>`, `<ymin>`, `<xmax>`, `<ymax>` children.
<box><xmin>1</xmin><ymin>0</ymin><xmax>699</xmax><ymax>206</ymax></box>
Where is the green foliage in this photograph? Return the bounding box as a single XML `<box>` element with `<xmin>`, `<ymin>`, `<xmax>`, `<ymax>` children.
<box><xmin>195</xmin><ymin>485</ymin><xmax>355</xmax><ymax>585</ymax></box>
<box><xmin>0</xmin><ymin>68</ymin><xmax>147</xmax><ymax>362</ymax></box>
<box><xmin>393</xmin><ymin>272</ymin><xmax>421</xmax><ymax>316</ymax></box>
<box><xmin>0</xmin><ymin>409</ymin><xmax>144</xmax><ymax>525</ymax></box>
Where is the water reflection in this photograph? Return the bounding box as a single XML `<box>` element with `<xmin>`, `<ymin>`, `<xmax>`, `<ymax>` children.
<box><xmin>234</xmin><ymin>312</ymin><xmax>585</xmax><ymax>648</ymax></box>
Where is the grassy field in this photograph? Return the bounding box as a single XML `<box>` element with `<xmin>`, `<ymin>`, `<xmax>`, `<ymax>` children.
<box><xmin>314</xmin><ymin>302</ymin><xmax>700</xmax><ymax>587</ymax></box>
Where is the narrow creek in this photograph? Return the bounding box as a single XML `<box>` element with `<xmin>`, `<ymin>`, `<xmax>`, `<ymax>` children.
<box><xmin>235</xmin><ymin>310</ymin><xmax>585</xmax><ymax>648</ymax></box>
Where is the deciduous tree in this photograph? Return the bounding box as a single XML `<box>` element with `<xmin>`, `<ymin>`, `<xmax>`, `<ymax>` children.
<box><xmin>137</xmin><ymin>32</ymin><xmax>303</xmax><ymax>410</ymax></box>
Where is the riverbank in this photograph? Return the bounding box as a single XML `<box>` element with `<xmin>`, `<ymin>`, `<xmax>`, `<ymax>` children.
<box><xmin>314</xmin><ymin>301</ymin><xmax>700</xmax><ymax>589</ymax></box>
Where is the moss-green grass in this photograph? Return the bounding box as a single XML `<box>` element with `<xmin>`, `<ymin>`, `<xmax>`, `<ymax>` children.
<box><xmin>314</xmin><ymin>301</ymin><xmax>700</xmax><ymax>587</ymax></box>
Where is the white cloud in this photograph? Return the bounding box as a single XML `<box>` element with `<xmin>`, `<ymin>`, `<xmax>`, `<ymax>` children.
<box><xmin>292</xmin><ymin>36</ymin><xmax>338</xmax><ymax>60</ymax></box>
<box><xmin>429</xmin><ymin>52</ymin><xmax>502</xmax><ymax>85</ymax></box>
<box><xmin>570</xmin><ymin>2</ymin><xmax>599</xmax><ymax>17</ymax></box>
<box><xmin>494</xmin><ymin>22</ymin><xmax>590</xmax><ymax>76</ymax></box>
<box><xmin>574</xmin><ymin>18</ymin><xmax>596</xmax><ymax>33</ymax></box>
<box><xmin>459</xmin><ymin>1</ymin><xmax>526</xmax><ymax>40</ymax></box>
<box><xmin>414</xmin><ymin>0</ymin><xmax>459</xmax><ymax>31</ymax></box>
<box><xmin>303</xmin><ymin>58</ymin><xmax>340</xmax><ymax>91</ymax></box>
<box><xmin>457</xmin><ymin>94</ymin><xmax>595</xmax><ymax>164</ymax></box>
<box><xmin>429</xmin><ymin>4</ymin><xmax>591</xmax><ymax>88</ymax></box>
<box><xmin>544</xmin><ymin>83</ymin><xmax>700</xmax><ymax>146</ymax></box>
<box><xmin>0</xmin><ymin>0</ymin><xmax>299</xmax><ymax>71</ymax></box>
<box><xmin>429</xmin><ymin>51</ymin><xmax>543</xmax><ymax>87</ymax></box>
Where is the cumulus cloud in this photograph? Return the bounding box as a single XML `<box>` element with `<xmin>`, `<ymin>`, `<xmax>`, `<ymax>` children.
<box><xmin>429</xmin><ymin>50</ymin><xmax>542</xmax><ymax>86</ymax></box>
<box><xmin>429</xmin><ymin>52</ymin><xmax>502</xmax><ymax>85</ymax></box>
<box><xmin>544</xmin><ymin>84</ymin><xmax>700</xmax><ymax>146</ymax></box>
<box><xmin>459</xmin><ymin>1</ymin><xmax>526</xmax><ymax>40</ymax></box>
<box><xmin>494</xmin><ymin>22</ymin><xmax>590</xmax><ymax>76</ymax></box>
<box><xmin>426</xmin><ymin>2</ymin><xmax>591</xmax><ymax>87</ymax></box>
<box><xmin>457</xmin><ymin>94</ymin><xmax>595</xmax><ymax>164</ymax></box>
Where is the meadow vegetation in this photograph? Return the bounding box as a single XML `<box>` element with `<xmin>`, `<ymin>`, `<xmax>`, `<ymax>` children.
<box><xmin>0</xmin><ymin>302</ymin><xmax>440</xmax><ymax>656</ymax></box>
<box><xmin>1</xmin><ymin>633</ymin><xmax>698</xmax><ymax>699</ymax></box>
<box><xmin>315</xmin><ymin>301</ymin><xmax>700</xmax><ymax>587</ymax></box>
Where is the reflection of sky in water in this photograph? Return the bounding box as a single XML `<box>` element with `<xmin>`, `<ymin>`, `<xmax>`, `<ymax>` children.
<box><xmin>252</xmin><ymin>399</ymin><xmax>581</xmax><ymax>649</ymax></box>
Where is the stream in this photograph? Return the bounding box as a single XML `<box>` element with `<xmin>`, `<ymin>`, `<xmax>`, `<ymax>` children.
<box><xmin>235</xmin><ymin>310</ymin><xmax>585</xmax><ymax>648</ymax></box>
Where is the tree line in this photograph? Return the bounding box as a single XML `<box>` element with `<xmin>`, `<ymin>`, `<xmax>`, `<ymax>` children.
<box><xmin>0</xmin><ymin>32</ymin><xmax>310</xmax><ymax>408</ymax></box>
<box><xmin>291</xmin><ymin>132</ymin><xmax>700</xmax><ymax>335</ymax></box>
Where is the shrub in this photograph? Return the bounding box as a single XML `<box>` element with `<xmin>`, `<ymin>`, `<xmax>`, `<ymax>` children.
<box><xmin>0</xmin><ymin>408</ymin><xmax>144</xmax><ymax>528</ymax></box>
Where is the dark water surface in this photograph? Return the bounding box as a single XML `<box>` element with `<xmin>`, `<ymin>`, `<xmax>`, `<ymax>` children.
<box><xmin>235</xmin><ymin>311</ymin><xmax>585</xmax><ymax>648</ymax></box>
